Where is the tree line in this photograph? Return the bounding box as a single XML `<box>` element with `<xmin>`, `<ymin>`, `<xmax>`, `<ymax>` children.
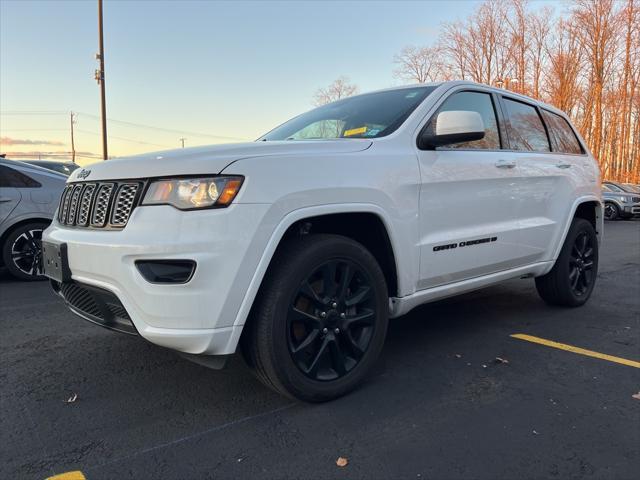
<box><xmin>317</xmin><ymin>0</ymin><xmax>639</xmax><ymax>183</ymax></box>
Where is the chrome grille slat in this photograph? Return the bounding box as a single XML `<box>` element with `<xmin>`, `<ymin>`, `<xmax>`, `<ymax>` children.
<box><xmin>58</xmin><ymin>181</ymin><xmax>142</xmax><ymax>229</ymax></box>
<box><xmin>77</xmin><ymin>183</ymin><xmax>97</xmax><ymax>226</ymax></box>
<box><xmin>91</xmin><ymin>183</ymin><xmax>115</xmax><ymax>227</ymax></box>
<box><xmin>111</xmin><ymin>184</ymin><xmax>139</xmax><ymax>226</ymax></box>
<box><xmin>67</xmin><ymin>184</ymin><xmax>84</xmax><ymax>225</ymax></box>
<box><xmin>59</xmin><ymin>186</ymin><xmax>74</xmax><ymax>223</ymax></box>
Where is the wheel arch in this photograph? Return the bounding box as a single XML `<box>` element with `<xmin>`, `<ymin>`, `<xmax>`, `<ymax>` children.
<box><xmin>550</xmin><ymin>196</ymin><xmax>603</xmax><ymax>262</ymax></box>
<box><xmin>231</xmin><ymin>204</ymin><xmax>401</xmax><ymax>331</ymax></box>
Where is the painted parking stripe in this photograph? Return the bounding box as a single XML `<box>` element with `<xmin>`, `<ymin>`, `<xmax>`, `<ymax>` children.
<box><xmin>45</xmin><ymin>471</ymin><xmax>86</xmax><ymax>480</ymax></box>
<box><xmin>510</xmin><ymin>334</ymin><xmax>640</xmax><ymax>369</ymax></box>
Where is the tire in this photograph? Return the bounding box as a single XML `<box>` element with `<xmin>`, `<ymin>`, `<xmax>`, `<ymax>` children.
<box><xmin>242</xmin><ymin>234</ymin><xmax>389</xmax><ymax>402</ymax></box>
<box><xmin>535</xmin><ymin>218</ymin><xmax>598</xmax><ymax>307</ymax></box>
<box><xmin>604</xmin><ymin>202</ymin><xmax>619</xmax><ymax>221</ymax></box>
<box><xmin>2</xmin><ymin>221</ymin><xmax>49</xmax><ymax>281</ymax></box>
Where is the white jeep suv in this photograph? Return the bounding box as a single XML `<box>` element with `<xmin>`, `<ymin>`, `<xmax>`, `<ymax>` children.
<box><xmin>43</xmin><ymin>81</ymin><xmax>602</xmax><ymax>401</ymax></box>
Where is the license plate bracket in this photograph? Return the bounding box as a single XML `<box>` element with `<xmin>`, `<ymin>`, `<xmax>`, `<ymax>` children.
<box><xmin>42</xmin><ymin>241</ymin><xmax>71</xmax><ymax>283</ymax></box>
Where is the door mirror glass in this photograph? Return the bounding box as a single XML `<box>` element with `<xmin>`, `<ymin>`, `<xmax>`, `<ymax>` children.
<box><xmin>420</xmin><ymin>110</ymin><xmax>485</xmax><ymax>149</ymax></box>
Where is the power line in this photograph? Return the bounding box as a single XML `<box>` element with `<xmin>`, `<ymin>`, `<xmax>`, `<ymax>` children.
<box><xmin>76</xmin><ymin>111</ymin><xmax>249</xmax><ymax>141</ymax></box>
<box><xmin>1</xmin><ymin>111</ymin><xmax>250</xmax><ymax>141</ymax></box>
<box><xmin>0</xmin><ymin>129</ymin><xmax>69</xmax><ymax>132</ymax></box>
<box><xmin>75</xmin><ymin>128</ymin><xmax>174</xmax><ymax>148</ymax></box>
<box><xmin>0</xmin><ymin>111</ymin><xmax>68</xmax><ymax>115</ymax></box>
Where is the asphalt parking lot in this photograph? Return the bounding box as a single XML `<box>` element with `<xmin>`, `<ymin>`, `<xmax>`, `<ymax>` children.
<box><xmin>1</xmin><ymin>220</ymin><xmax>639</xmax><ymax>480</ymax></box>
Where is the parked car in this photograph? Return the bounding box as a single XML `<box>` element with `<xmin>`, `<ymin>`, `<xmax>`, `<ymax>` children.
<box><xmin>603</xmin><ymin>181</ymin><xmax>638</xmax><ymax>194</ymax></box>
<box><xmin>602</xmin><ymin>184</ymin><xmax>640</xmax><ymax>220</ymax></box>
<box><xmin>43</xmin><ymin>81</ymin><xmax>602</xmax><ymax>401</ymax></box>
<box><xmin>23</xmin><ymin>160</ymin><xmax>80</xmax><ymax>177</ymax></box>
<box><xmin>0</xmin><ymin>158</ymin><xmax>67</xmax><ymax>280</ymax></box>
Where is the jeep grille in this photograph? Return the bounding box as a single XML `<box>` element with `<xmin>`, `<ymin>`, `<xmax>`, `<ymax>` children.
<box><xmin>57</xmin><ymin>181</ymin><xmax>143</xmax><ymax>229</ymax></box>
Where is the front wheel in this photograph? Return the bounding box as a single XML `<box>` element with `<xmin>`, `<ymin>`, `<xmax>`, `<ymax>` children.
<box><xmin>2</xmin><ymin>222</ymin><xmax>49</xmax><ymax>281</ymax></box>
<box><xmin>242</xmin><ymin>234</ymin><xmax>389</xmax><ymax>402</ymax></box>
<box><xmin>535</xmin><ymin>218</ymin><xmax>598</xmax><ymax>307</ymax></box>
<box><xmin>604</xmin><ymin>202</ymin><xmax>619</xmax><ymax>221</ymax></box>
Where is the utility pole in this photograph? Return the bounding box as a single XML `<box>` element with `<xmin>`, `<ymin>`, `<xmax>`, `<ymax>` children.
<box><xmin>96</xmin><ymin>0</ymin><xmax>108</xmax><ymax>160</ymax></box>
<box><xmin>70</xmin><ymin>111</ymin><xmax>76</xmax><ymax>163</ymax></box>
<box><xmin>179</xmin><ymin>137</ymin><xmax>186</xmax><ymax>148</ymax></box>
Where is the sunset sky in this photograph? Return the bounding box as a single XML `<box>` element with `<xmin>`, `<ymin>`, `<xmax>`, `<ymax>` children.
<box><xmin>1</xmin><ymin>0</ymin><xmax>560</xmax><ymax>165</ymax></box>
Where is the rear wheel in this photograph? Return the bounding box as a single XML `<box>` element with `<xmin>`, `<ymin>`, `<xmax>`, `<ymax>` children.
<box><xmin>242</xmin><ymin>234</ymin><xmax>388</xmax><ymax>402</ymax></box>
<box><xmin>535</xmin><ymin>218</ymin><xmax>598</xmax><ymax>307</ymax></box>
<box><xmin>604</xmin><ymin>202</ymin><xmax>619</xmax><ymax>221</ymax></box>
<box><xmin>2</xmin><ymin>222</ymin><xmax>49</xmax><ymax>281</ymax></box>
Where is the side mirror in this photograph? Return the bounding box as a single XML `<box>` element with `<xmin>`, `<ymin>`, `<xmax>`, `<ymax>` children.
<box><xmin>419</xmin><ymin>110</ymin><xmax>485</xmax><ymax>149</ymax></box>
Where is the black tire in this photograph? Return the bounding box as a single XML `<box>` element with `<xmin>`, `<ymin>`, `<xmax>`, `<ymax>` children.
<box><xmin>242</xmin><ymin>234</ymin><xmax>389</xmax><ymax>402</ymax></box>
<box><xmin>604</xmin><ymin>202</ymin><xmax>619</xmax><ymax>221</ymax></box>
<box><xmin>535</xmin><ymin>218</ymin><xmax>598</xmax><ymax>307</ymax></box>
<box><xmin>2</xmin><ymin>221</ymin><xmax>49</xmax><ymax>281</ymax></box>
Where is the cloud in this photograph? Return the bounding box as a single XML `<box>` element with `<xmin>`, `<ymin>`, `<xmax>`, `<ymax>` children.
<box><xmin>0</xmin><ymin>137</ymin><xmax>65</xmax><ymax>146</ymax></box>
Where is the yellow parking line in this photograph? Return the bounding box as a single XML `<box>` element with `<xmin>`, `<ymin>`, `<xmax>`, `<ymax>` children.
<box><xmin>510</xmin><ymin>334</ymin><xmax>640</xmax><ymax>369</ymax></box>
<box><xmin>46</xmin><ymin>471</ymin><xmax>86</xmax><ymax>480</ymax></box>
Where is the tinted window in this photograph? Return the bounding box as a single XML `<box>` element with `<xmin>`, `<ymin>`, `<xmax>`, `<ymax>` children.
<box><xmin>0</xmin><ymin>165</ymin><xmax>41</xmax><ymax>188</ymax></box>
<box><xmin>503</xmin><ymin>98</ymin><xmax>550</xmax><ymax>152</ymax></box>
<box><xmin>261</xmin><ymin>86</ymin><xmax>437</xmax><ymax>140</ymax></box>
<box><xmin>428</xmin><ymin>91</ymin><xmax>501</xmax><ymax>150</ymax></box>
<box><xmin>541</xmin><ymin>110</ymin><xmax>582</xmax><ymax>154</ymax></box>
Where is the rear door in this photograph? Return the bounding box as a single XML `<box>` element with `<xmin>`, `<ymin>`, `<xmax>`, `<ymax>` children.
<box><xmin>0</xmin><ymin>165</ymin><xmax>23</xmax><ymax>225</ymax></box>
<box><xmin>415</xmin><ymin>88</ymin><xmax>524</xmax><ymax>289</ymax></box>
<box><xmin>499</xmin><ymin>97</ymin><xmax>582</xmax><ymax>263</ymax></box>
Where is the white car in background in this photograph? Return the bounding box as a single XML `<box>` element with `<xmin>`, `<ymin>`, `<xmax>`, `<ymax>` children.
<box><xmin>43</xmin><ymin>81</ymin><xmax>602</xmax><ymax>401</ymax></box>
<box><xmin>0</xmin><ymin>159</ymin><xmax>67</xmax><ymax>280</ymax></box>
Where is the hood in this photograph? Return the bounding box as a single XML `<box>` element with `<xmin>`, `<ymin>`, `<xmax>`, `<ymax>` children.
<box><xmin>68</xmin><ymin>140</ymin><xmax>373</xmax><ymax>182</ymax></box>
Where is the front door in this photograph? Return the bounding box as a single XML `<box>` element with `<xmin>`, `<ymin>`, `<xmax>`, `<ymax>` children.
<box><xmin>415</xmin><ymin>89</ymin><xmax>523</xmax><ymax>289</ymax></box>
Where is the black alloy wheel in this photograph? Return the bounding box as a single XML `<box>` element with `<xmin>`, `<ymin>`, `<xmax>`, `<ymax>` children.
<box><xmin>287</xmin><ymin>259</ymin><xmax>376</xmax><ymax>381</ymax></box>
<box><xmin>2</xmin><ymin>222</ymin><xmax>49</xmax><ymax>281</ymax></box>
<box><xmin>242</xmin><ymin>234</ymin><xmax>388</xmax><ymax>402</ymax></box>
<box><xmin>535</xmin><ymin>218</ymin><xmax>598</xmax><ymax>307</ymax></box>
<box><xmin>568</xmin><ymin>231</ymin><xmax>595</xmax><ymax>297</ymax></box>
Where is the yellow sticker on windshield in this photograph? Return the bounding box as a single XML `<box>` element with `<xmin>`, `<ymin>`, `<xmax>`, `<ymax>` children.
<box><xmin>343</xmin><ymin>126</ymin><xmax>367</xmax><ymax>137</ymax></box>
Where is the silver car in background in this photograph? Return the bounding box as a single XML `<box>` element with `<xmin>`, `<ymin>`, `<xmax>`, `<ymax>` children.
<box><xmin>602</xmin><ymin>183</ymin><xmax>640</xmax><ymax>220</ymax></box>
<box><xmin>0</xmin><ymin>159</ymin><xmax>67</xmax><ymax>280</ymax></box>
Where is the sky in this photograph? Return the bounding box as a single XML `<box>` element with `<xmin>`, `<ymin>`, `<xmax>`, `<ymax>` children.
<box><xmin>1</xmin><ymin>0</ymin><xmax>559</xmax><ymax>164</ymax></box>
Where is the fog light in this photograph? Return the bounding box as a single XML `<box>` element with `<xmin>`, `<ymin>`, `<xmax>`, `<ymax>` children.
<box><xmin>135</xmin><ymin>260</ymin><xmax>196</xmax><ymax>284</ymax></box>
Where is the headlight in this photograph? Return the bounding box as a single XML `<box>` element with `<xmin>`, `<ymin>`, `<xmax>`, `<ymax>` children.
<box><xmin>619</xmin><ymin>196</ymin><xmax>628</xmax><ymax>203</ymax></box>
<box><xmin>142</xmin><ymin>176</ymin><xmax>243</xmax><ymax>210</ymax></box>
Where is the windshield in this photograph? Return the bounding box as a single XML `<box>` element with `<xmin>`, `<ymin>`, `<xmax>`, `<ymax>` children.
<box><xmin>260</xmin><ymin>86</ymin><xmax>438</xmax><ymax>141</ymax></box>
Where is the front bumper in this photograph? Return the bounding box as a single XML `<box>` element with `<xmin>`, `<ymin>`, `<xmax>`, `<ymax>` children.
<box><xmin>43</xmin><ymin>203</ymin><xmax>270</xmax><ymax>355</ymax></box>
<box><xmin>622</xmin><ymin>204</ymin><xmax>640</xmax><ymax>216</ymax></box>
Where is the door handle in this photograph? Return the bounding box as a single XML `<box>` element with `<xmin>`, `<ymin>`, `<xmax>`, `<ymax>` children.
<box><xmin>495</xmin><ymin>159</ymin><xmax>516</xmax><ymax>169</ymax></box>
<box><xmin>556</xmin><ymin>163</ymin><xmax>572</xmax><ymax>169</ymax></box>
<box><xmin>0</xmin><ymin>197</ymin><xmax>14</xmax><ymax>203</ymax></box>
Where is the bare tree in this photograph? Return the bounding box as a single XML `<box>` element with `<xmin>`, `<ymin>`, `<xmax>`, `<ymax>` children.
<box><xmin>393</xmin><ymin>0</ymin><xmax>640</xmax><ymax>182</ymax></box>
<box><xmin>543</xmin><ymin>18</ymin><xmax>583</xmax><ymax>116</ymax></box>
<box><xmin>393</xmin><ymin>45</ymin><xmax>443</xmax><ymax>83</ymax></box>
<box><xmin>313</xmin><ymin>76</ymin><xmax>358</xmax><ymax>106</ymax></box>
<box><xmin>529</xmin><ymin>5</ymin><xmax>553</xmax><ymax>98</ymax></box>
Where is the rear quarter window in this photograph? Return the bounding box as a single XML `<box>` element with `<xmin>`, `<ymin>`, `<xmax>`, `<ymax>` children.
<box><xmin>541</xmin><ymin>110</ymin><xmax>583</xmax><ymax>155</ymax></box>
<box><xmin>0</xmin><ymin>165</ymin><xmax>42</xmax><ymax>188</ymax></box>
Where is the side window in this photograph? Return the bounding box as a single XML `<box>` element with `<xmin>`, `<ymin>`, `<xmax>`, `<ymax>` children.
<box><xmin>541</xmin><ymin>110</ymin><xmax>583</xmax><ymax>154</ymax></box>
<box><xmin>0</xmin><ymin>165</ymin><xmax>41</xmax><ymax>188</ymax></box>
<box><xmin>430</xmin><ymin>91</ymin><xmax>501</xmax><ymax>150</ymax></box>
<box><xmin>503</xmin><ymin>98</ymin><xmax>550</xmax><ymax>152</ymax></box>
